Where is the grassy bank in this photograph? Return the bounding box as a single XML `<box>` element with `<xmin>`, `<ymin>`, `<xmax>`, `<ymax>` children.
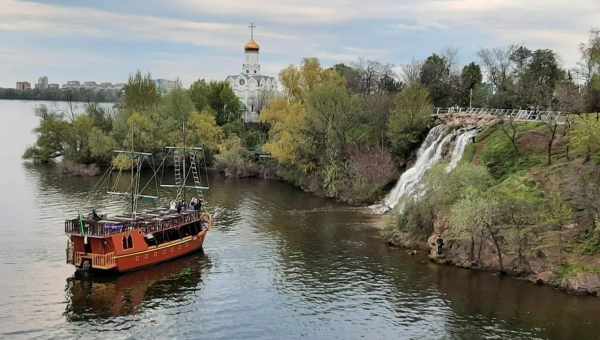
<box><xmin>385</xmin><ymin>115</ymin><xmax>600</xmax><ymax>295</ymax></box>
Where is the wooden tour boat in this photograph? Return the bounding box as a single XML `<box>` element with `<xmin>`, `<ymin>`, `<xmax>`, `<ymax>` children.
<box><xmin>65</xmin><ymin>124</ymin><xmax>212</xmax><ymax>273</ymax></box>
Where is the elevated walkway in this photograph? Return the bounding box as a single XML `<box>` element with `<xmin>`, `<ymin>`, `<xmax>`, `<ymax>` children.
<box><xmin>433</xmin><ymin>107</ymin><xmax>566</xmax><ymax>124</ymax></box>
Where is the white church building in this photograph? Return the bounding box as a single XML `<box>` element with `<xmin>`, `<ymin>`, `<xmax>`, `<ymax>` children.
<box><xmin>226</xmin><ymin>24</ymin><xmax>276</xmax><ymax>123</ymax></box>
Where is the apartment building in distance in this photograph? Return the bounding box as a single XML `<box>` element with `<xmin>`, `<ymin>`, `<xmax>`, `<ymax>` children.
<box><xmin>16</xmin><ymin>82</ymin><xmax>31</xmax><ymax>91</ymax></box>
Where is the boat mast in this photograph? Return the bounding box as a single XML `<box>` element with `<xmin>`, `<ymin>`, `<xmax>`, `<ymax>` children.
<box><xmin>130</xmin><ymin>124</ymin><xmax>135</xmax><ymax>217</ymax></box>
<box><xmin>161</xmin><ymin>121</ymin><xmax>209</xmax><ymax>198</ymax></box>
<box><xmin>182</xmin><ymin>121</ymin><xmax>186</xmax><ymax>203</ymax></box>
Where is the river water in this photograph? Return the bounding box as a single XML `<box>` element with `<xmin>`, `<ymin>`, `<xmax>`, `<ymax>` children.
<box><xmin>1</xmin><ymin>99</ymin><xmax>599</xmax><ymax>340</ymax></box>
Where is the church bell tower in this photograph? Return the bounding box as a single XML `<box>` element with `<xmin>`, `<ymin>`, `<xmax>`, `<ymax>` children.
<box><xmin>242</xmin><ymin>23</ymin><xmax>260</xmax><ymax>75</ymax></box>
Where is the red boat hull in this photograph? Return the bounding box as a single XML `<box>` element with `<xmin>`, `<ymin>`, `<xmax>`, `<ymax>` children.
<box><xmin>114</xmin><ymin>230</ymin><xmax>207</xmax><ymax>272</ymax></box>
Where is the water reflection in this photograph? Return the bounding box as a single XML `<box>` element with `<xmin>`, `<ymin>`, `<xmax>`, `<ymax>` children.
<box><xmin>65</xmin><ymin>253</ymin><xmax>211</xmax><ymax>321</ymax></box>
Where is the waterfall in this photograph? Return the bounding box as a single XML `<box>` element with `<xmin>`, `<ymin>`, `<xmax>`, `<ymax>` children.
<box><xmin>446</xmin><ymin>129</ymin><xmax>477</xmax><ymax>173</ymax></box>
<box><xmin>373</xmin><ymin>125</ymin><xmax>478</xmax><ymax>214</ymax></box>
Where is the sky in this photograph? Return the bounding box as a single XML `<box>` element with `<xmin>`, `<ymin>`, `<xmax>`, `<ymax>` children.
<box><xmin>1</xmin><ymin>0</ymin><xmax>598</xmax><ymax>88</ymax></box>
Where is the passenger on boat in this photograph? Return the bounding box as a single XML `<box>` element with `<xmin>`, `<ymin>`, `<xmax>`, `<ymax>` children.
<box><xmin>190</xmin><ymin>197</ymin><xmax>202</xmax><ymax>211</ymax></box>
<box><xmin>169</xmin><ymin>200</ymin><xmax>177</xmax><ymax>211</ymax></box>
<box><xmin>89</xmin><ymin>208</ymin><xmax>101</xmax><ymax>221</ymax></box>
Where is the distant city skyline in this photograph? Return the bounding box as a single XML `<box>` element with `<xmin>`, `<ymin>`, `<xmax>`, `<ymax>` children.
<box><xmin>10</xmin><ymin>76</ymin><xmax>183</xmax><ymax>95</ymax></box>
<box><xmin>1</xmin><ymin>0</ymin><xmax>599</xmax><ymax>88</ymax></box>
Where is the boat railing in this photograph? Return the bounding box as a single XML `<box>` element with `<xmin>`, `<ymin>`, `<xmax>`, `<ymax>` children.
<box><xmin>91</xmin><ymin>252</ymin><xmax>116</xmax><ymax>269</ymax></box>
<box><xmin>65</xmin><ymin>210</ymin><xmax>204</xmax><ymax>237</ymax></box>
<box><xmin>71</xmin><ymin>251</ymin><xmax>83</xmax><ymax>266</ymax></box>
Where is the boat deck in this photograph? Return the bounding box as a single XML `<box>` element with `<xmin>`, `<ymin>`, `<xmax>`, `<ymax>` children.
<box><xmin>65</xmin><ymin>209</ymin><xmax>206</xmax><ymax>237</ymax></box>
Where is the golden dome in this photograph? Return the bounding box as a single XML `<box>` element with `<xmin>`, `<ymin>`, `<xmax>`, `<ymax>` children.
<box><xmin>244</xmin><ymin>39</ymin><xmax>260</xmax><ymax>52</ymax></box>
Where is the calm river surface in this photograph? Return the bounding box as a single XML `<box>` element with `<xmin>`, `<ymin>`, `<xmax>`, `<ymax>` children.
<box><xmin>1</xmin><ymin>99</ymin><xmax>599</xmax><ymax>340</ymax></box>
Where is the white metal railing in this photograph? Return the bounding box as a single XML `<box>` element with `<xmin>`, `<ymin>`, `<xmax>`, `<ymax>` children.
<box><xmin>433</xmin><ymin>107</ymin><xmax>565</xmax><ymax>123</ymax></box>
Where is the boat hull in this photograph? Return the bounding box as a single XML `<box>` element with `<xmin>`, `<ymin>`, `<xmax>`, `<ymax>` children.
<box><xmin>114</xmin><ymin>229</ymin><xmax>207</xmax><ymax>272</ymax></box>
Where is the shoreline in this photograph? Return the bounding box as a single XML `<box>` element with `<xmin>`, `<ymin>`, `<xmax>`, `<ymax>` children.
<box><xmin>387</xmin><ymin>236</ymin><xmax>600</xmax><ymax>298</ymax></box>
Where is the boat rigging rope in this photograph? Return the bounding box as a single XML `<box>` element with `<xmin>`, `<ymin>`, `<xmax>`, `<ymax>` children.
<box><xmin>137</xmin><ymin>154</ymin><xmax>168</xmax><ymax>202</ymax></box>
<box><xmin>83</xmin><ymin>163</ymin><xmax>114</xmax><ymax>209</ymax></box>
<box><xmin>202</xmin><ymin>146</ymin><xmax>210</xmax><ymax>200</ymax></box>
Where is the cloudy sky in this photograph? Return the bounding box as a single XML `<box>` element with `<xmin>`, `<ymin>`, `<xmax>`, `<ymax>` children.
<box><xmin>1</xmin><ymin>0</ymin><xmax>598</xmax><ymax>87</ymax></box>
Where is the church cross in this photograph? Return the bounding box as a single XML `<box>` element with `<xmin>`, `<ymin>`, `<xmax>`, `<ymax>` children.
<box><xmin>249</xmin><ymin>22</ymin><xmax>256</xmax><ymax>40</ymax></box>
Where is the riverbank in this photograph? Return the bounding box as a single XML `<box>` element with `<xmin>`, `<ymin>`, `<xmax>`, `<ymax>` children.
<box><xmin>385</xmin><ymin>117</ymin><xmax>600</xmax><ymax>297</ymax></box>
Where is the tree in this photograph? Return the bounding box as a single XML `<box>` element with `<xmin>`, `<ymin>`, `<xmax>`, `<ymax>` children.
<box><xmin>555</xmin><ymin>74</ymin><xmax>586</xmax><ymax>113</ymax></box>
<box><xmin>261</xmin><ymin>98</ymin><xmax>309</xmax><ymax>168</ymax></box>
<box><xmin>305</xmin><ymin>82</ymin><xmax>358</xmax><ymax>195</ymax></box>
<box><xmin>570</xmin><ymin>113</ymin><xmax>600</xmax><ymax>162</ymax></box>
<box><xmin>494</xmin><ymin>175</ymin><xmax>543</xmax><ymax>271</ymax></box>
<box><xmin>280</xmin><ymin>58</ymin><xmax>345</xmax><ymax>103</ymax></box>
<box><xmin>460</xmin><ymin>62</ymin><xmax>483</xmax><ymax>106</ymax></box>
<box><xmin>122</xmin><ymin>71</ymin><xmax>160</xmax><ymax>113</ymax></box>
<box><xmin>577</xmin><ymin>29</ymin><xmax>600</xmax><ymax>112</ymax></box>
<box><xmin>23</xmin><ymin>106</ymin><xmax>70</xmax><ymax>162</ymax></box>
<box><xmin>522</xmin><ymin>49</ymin><xmax>564</xmax><ymax>108</ymax></box>
<box><xmin>351</xmin><ymin>59</ymin><xmax>402</xmax><ymax>96</ymax></box>
<box><xmin>510</xmin><ymin>45</ymin><xmax>533</xmax><ymax>77</ymax></box>
<box><xmin>448</xmin><ymin>186</ymin><xmax>507</xmax><ymax>272</ymax></box>
<box><xmin>543</xmin><ymin>178</ymin><xmax>573</xmax><ymax>265</ymax></box>
<box><xmin>332</xmin><ymin>63</ymin><xmax>361</xmax><ymax>93</ymax></box>
<box><xmin>187</xmin><ymin>110</ymin><xmax>224</xmax><ymax>152</ymax></box>
<box><xmin>542</xmin><ymin>113</ymin><xmax>561</xmax><ymax>165</ymax></box>
<box><xmin>189</xmin><ymin>80</ymin><xmax>242</xmax><ymax>126</ymax></box>
<box><xmin>400</xmin><ymin>59</ymin><xmax>423</xmax><ymax>86</ymax></box>
<box><xmin>478</xmin><ymin>46</ymin><xmax>516</xmax><ymax>107</ymax></box>
<box><xmin>419</xmin><ymin>53</ymin><xmax>451</xmax><ymax>107</ymax></box>
<box><xmin>160</xmin><ymin>87</ymin><xmax>195</xmax><ymax>124</ymax></box>
<box><xmin>88</xmin><ymin>127</ymin><xmax>117</xmax><ymax>164</ymax></box>
<box><xmin>387</xmin><ymin>84</ymin><xmax>432</xmax><ymax>158</ymax></box>
<box><xmin>498</xmin><ymin>114</ymin><xmax>520</xmax><ymax>154</ymax></box>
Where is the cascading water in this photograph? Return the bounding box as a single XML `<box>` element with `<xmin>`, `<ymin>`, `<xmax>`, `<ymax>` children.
<box><xmin>446</xmin><ymin>128</ymin><xmax>478</xmax><ymax>172</ymax></box>
<box><xmin>373</xmin><ymin>125</ymin><xmax>478</xmax><ymax>214</ymax></box>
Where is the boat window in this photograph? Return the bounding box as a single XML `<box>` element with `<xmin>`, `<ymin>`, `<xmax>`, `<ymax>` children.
<box><xmin>122</xmin><ymin>236</ymin><xmax>127</xmax><ymax>249</ymax></box>
<box><xmin>128</xmin><ymin>235</ymin><xmax>133</xmax><ymax>248</ymax></box>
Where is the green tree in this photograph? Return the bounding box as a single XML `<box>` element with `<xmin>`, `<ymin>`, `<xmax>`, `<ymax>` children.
<box><xmin>451</xmin><ymin>190</ymin><xmax>506</xmax><ymax>272</ymax></box>
<box><xmin>419</xmin><ymin>54</ymin><xmax>451</xmax><ymax>107</ymax></box>
<box><xmin>122</xmin><ymin>71</ymin><xmax>160</xmax><ymax>113</ymax></box>
<box><xmin>88</xmin><ymin>127</ymin><xmax>117</xmax><ymax>164</ymax></box>
<box><xmin>23</xmin><ymin>106</ymin><xmax>70</xmax><ymax>162</ymax></box>
<box><xmin>387</xmin><ymin>84</ymin><xmax>432</xmax><ymax>158</ymax></box>
<box><xmin>189</xmin><ymin>80</ymin><xmax>241</xmax><ymax>125</ymax></box>
<box><xmin>160</xmin><ymin>87</ymin><xmax>195</xmax><ymax>124</ymax></box>
<box><xmin>570</xmin><ymin>113</ymin><xmax>600</xmax><ymax>162</ymax></box>
<box><xmin>460</xmin><ymin>62</ymin><xmax>483</xmax><ymax>106</ymax></box>
<box><xmin>578</xmin><ymin>29</ymin><xmax>600</xmax><ymax>112</ymax></box>
<box><xmin>304</xmin><ymin>82</ymin><xmax>357</xmax><ymax>195</ymax></box>
<box><xmin>261</xmin><ymin>99</ymin><xmax>309</xmax><ymax>168</ymax></box>
<box><xmin>522</xmin><ymin>49</ymin><xmax>564</xmax><ymax>108</ymax></box>
<box><xmin>494</xmin><ymin>175</ymin><xmax>543</xmax><ymax>270</ymax></box>
<box><xmin>187</xmin><ymin>110</ymin><xmax>225</xmax><ymax>152</ymax></box>
<box><xmin>332</xmin><ymin>63</ymin><xmax>361</xmax><ymax>93</ymax></box>
<box><xmin>279</xmin><ymin>58</ymin><xmax>344</xmax><ymax>103</ymax></box>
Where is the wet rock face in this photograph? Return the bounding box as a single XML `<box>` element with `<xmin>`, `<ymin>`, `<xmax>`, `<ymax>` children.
<box><xmin>438</xmin><ymin>114</ymin><xmax>498</xmax><ymax>128</ymax></box>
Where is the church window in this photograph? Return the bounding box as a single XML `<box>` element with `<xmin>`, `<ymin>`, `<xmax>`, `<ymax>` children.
<box><xmin>246</xmin><ymin>69</ymin><xmax>249</xmax><ymax>73</ymax></box>
<box><xmin>239</xmin><ymin>79</ymin><xmax>245</xmax><ymax>86</ymax></box>
<box><xmin>254</xmin><ymin>70</ymin><xmax>257</xmax><ymax>74</ymax></box>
